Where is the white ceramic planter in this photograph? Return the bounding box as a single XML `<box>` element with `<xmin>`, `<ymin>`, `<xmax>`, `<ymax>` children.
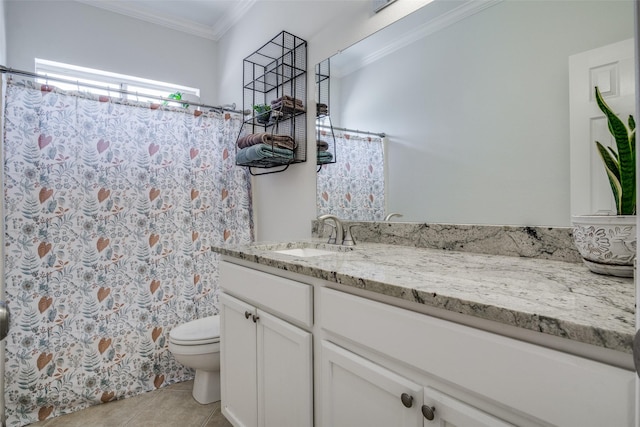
<box><xmin>571</xmin><ymin>215</ymin><xmax>636</xmax><ymax>277</ymax></box>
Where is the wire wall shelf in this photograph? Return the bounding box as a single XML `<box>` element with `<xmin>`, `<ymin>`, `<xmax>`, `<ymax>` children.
<box><xmin>236</xmin><ymin>31</ymin><xmax>307</xmax><ymax>175</ymax></box>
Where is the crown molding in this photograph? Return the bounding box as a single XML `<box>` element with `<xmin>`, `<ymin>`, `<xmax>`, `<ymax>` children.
<box><xmin>210</xmin><ymin>0</ymin><xmax>257</xmax><ymax>41</ymax></box>
<box><xmin>337</xmin><ymin>0</ymin><xmax>503</xmax><ymax>77</ymax></box>
<box><xmin>75</xmin><ymin>0</ymin><xmax>257</xmax><ymax>41</ymax></box>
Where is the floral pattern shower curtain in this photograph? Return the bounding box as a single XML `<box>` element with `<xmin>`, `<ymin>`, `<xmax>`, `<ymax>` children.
<box><xmin>2</xmin><ymin>80</ymin><xmax>253</xmax><ymax>426</ymax></box>
<box><xmin>317</xmin><ymin>131</ymin><xmax>385</xmax><ymax>221</ymax></box>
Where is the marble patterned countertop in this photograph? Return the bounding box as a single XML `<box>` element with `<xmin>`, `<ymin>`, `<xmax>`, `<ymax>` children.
<box><xmin>212</xmin><ymin>239</ymin><xmax>635</xmax><ymax>354</ymax></box>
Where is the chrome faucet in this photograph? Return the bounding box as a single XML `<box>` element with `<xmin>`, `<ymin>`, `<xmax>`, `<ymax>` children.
<box><xmin>317</xmin><ymin>214</ymin><xmax>343</xmax><ymax>245</ymax></box>
<box><xmin>384</xmin><ymin>212</ymin><xmax>403</xmax><ymax>221</ymax></box>
<box><xmin>318</xmin><ymin>215</ymin><xmax>359</xmax><ymax>246</ymax></box>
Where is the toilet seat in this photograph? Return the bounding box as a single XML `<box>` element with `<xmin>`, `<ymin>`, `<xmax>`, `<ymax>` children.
<box><xmin>169</xmin><ymin>315</ymin><xmax>220</xmax><ymax>346</ymax></box>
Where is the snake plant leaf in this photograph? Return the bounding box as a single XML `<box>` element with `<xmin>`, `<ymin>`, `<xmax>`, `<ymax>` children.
<box><xmin>594</xmin><ymin>86</ymin><xmax>635</xmax><ymax>215</ymax></box>
<box><xmin>630</xmin><ymin>127</ymin><xmax>636</xmax><ymax>153</ymax></box>
<box><xmin>596</xmin><ymin>141</ymin><xmax>620</xmax><ymax>180</ymax></box>
<box><xmin>629</xmin><ymin>115</ymin><xmax>636</xmax><ymax>131</ymax></box>
<box><xmin>595</xmin><ymin>141</ymin><xmax>622</xmax><ymax>212</ymax></box>
<box><xmin>606</xmin><ymin>145</ymin><xmax>619</xmax><ymax>162</ymax></box>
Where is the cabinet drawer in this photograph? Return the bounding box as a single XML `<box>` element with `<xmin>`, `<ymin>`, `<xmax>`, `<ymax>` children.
<box><xmin>220</xmin><ymin>261</ymin><xmax>313</xmax><ymax>328</ymax></box>
<box><xmin>320</xmin><ymin>287</ymin><xmax>635</xmax><ymax>427</ymax></box>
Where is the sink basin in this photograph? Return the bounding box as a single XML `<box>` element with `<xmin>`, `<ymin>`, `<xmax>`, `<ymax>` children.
<box><xmin>250</xmin><ymin>241</ymin><xmax>354</xmax><ymax>258</ymax></box>
<box><xmin>274</xmin><ymin>248</ymin><xmax>336</xmax><ymax>257</ymax></box>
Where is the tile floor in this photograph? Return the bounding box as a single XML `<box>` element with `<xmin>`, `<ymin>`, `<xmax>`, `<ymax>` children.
<box><xmin>28</xmin><ymin>380</ymin><xmax>233</xmax><ymax>427</ymax></box>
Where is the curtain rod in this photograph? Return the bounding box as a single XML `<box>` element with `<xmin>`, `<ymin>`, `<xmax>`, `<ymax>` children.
<box><xmin>0</xmin><ymin>65</ymin><xmax>248</xmax><ymax>115</ymax></box>
<box><xmin>317</xmin><ymin>123</ymin><xmax>386</xmax><ymax>138</ymax></box>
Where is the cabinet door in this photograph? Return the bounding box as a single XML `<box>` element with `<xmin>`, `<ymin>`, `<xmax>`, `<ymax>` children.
<box><xmin>220</xmin><ymin>293</ymin><xmax>258</xmax><ymax>427</ymax></box>
<box><xmin>321</xmin><ymin>340</ymin><xmax>423</xmax><ymax>427</ymax></box>
<box><xmin>256</xmin><ymin>309</ymin><xmax>312</xmax><ymax>427</ymax></box>
<box><xmin>422</xmin><ymin>387</ymin><xmax>513</xmax><ymax>427</ymax></box>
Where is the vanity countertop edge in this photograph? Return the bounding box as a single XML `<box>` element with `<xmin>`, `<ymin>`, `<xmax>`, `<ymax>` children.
<box><xmin>212</xmin><ymin>239</ymin><xmax>635</xmax><ymax>358</ymax></box>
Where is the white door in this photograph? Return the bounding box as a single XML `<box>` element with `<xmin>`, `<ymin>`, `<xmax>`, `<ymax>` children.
<box><xmin>220</xmin><ymin>292</ymin><xmax>258</xmax><ymax>427</ymax></box>
<box><xmin>421</xmin><ymin>387</ymin><xmax>513</xmax><ymax>427</ymax></box>
<box><xmin>321</xmin><ymin>340</ymin><xmax>423</xmax><ymax>427</ymax></box>
<box><xmin>256</xmin><ymin>309</ymin><xmax>312</xmax><ymax>427</ymax></box>
<box><xmin>569</xmin><ymin>38</ymin><xmax>635</xmax><ymax>216</ymax></box>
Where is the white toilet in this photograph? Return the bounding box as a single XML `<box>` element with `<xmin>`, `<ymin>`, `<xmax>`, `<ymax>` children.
<box><xmin>168</xmin><ymin>315</ymin><xmax>221</xmax><ymax>404</ymax></box>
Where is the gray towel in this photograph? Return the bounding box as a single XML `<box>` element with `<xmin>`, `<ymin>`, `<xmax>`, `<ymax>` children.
<box><xmin>317</xmin><ymin>151</ymin><xmax>333</xmax><ymax>164</ymax></box>
<box><xmin>236</xmin><ymin>144</ymin><xmax>294</xmax><ymax>164</ymax></box>
<box><xmin>237</xmin><ymin>133</ymin><xmax>297</xmax><ymax>150</ymax></box>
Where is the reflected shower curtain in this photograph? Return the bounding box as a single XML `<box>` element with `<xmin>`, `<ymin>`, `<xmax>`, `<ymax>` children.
<box><xmin>2</xmin><ymin>80</ymin><xmax>253</xmax><ymax>426</ymax></box>
<box><xmin>317</xmin><ymin>131</ymin><xmax>385</xmax><ymax>221</ymax></box>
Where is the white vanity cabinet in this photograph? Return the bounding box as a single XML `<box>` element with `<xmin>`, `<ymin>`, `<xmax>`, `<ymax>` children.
<box><xmin>319</xmin><ymin>287</ymin><xmax>636</xmax><ymax>427</ymax></box>
<box><xmin>217</xmin><ymin>257</ymin><xmax>635</xmax><ymax>427</ymax></box>
<box><xmin>321</xmin><ymin>340</ymin><xmax>514</xmax><ymax>427</ymax></box>
<box><xmin>219</xmin><ymin>261</ymin><xmax>313</xmax><ymax>427</ymax></box>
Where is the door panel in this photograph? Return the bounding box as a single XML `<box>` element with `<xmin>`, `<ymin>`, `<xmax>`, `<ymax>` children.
<box><xmin>220</xmin><ymin>292</ymin><xmax>258</xmax><ymax>427</ymax></box>
<box><xmin>257</xmin><ymin>309</ymin><xmax>312</xmax><ymax>427</ymax></box>
<box><xmin>321</xmin><ymin>340</ymin><xmax>422</xmax><ymax>427</ymax></box>
<box><xmin>423</xmin><ymin>387</ymin><xmax>513</xmax><ymax>427</ymax></box>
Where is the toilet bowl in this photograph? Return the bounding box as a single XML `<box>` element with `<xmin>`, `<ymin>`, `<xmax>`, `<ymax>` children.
<box><xmin>168</xmin><ymin>315</ymin><xmax>221</xmax><ymax>404</ymax></box>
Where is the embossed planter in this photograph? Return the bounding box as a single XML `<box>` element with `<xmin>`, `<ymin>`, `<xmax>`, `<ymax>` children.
<box><xmin>571</xmin><ymin>215</ymin><xmax>636</xmax><ymax>277</ymax></box>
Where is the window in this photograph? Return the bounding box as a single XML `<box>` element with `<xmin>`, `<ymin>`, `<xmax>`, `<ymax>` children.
<box><xmin>34</xmin><ymin>59</ymin><xmax>200</xmax><ymax>105</ymax></box>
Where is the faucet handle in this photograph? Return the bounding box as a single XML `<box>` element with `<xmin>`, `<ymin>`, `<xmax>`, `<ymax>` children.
<box><xmin>342</xmin><ymin>224</ymin><xmax>359</xmax><ymax>246</ymax></box>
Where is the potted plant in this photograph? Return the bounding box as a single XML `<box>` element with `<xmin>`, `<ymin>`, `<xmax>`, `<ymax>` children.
<box><xmin>252</xmin><ymin>104</ymin><xmax>272</xmax><ymax>124</ymax></box>
<box><xmin>163</xmin><ymin>91</ymin><xmax>189</xmax><ymax>108</ymax></box>
<box><xmin>572</xmin><ymin>86</ymin><xmax>636</xmax><ymax>277</ymax></box>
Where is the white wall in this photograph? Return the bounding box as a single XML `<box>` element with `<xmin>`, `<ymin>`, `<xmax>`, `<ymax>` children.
<box><xmin>216</xmin><ymin>0</ymin><xmax>430</xmax><ymax>241</ymax></box>
<box><xmin>337</xmin><ymin>0</ymin><xmax>634</xmax><ymax>226</ymax></box>
<box><xmin>4</xmin><ymin>0</ymin><xmax>219</xmax><ymax>104</ymax></box>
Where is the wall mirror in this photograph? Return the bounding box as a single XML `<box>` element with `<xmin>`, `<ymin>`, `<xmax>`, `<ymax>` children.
<box><xmin>315</xmin><ymin>0</ymin><xmax>634</xmax><ymax>226</ymax></box>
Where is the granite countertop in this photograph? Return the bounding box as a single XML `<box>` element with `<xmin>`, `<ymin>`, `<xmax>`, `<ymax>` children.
<box><xmin>213</xmin><ymin>239</ymin><xmax>635</xmax><ymax>354</ymax></box>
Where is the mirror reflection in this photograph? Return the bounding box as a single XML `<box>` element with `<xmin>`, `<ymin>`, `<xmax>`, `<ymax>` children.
<box><xmin>315</xmin><ymin>0</ymin><xmax>634</xmax><ymax>225</ymax></box>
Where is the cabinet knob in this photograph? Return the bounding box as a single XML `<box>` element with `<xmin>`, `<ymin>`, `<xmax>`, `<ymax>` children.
<box><xmin>252</xmin><ymin>314</ymin><xmax>259</xmax><ymax>323</ymax></box>
<box><xmin>400</xmin><ymin>393</ymin><xmax>413</xmax><ymax>408</ymax></box>
<box><xmin>421</xmin><ymin>405</ymin><xmax>435</xmax><ymax>421</ymax></box>
<box><xmin>244</xmin><ymin>311</ymin><xmax>251</xmax><ymax>319</ymax></box>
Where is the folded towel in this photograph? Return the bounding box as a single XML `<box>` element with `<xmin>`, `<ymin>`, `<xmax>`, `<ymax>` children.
<box><xmin>271</xmin><ymin>95</ymin><xmax>303</xmax><ymax>106</ymax></box>
<box><xmin>236</xmin><ymin>144</ymin><xmax>294</xmax><ymax>164</ymax></box>
<box><xmin>237</xmin><ymin>133</ymin><xmax>297</xmax><ymax>150</ymax></box>
<box><xmin>316</xmin><ymin>140</ymin><xmax>329</xmax><ymax>152</ymax></box>
<box><xmin>271</xmin><ymin>99</ymin><xmax>306</xmax><ymax>114</ymax></box>
<box><xmin>317</xmin><ymin>150</ymin><xmax>334</xmax><ymax>164</ymax></box>
<box><xmin>316</xmin><ymin>103</ymin><xmax>328</xmax><ymax>116</ymax></box>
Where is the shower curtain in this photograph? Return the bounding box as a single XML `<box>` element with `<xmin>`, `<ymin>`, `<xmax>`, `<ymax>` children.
<box><xmin>317</xmin><ymin>131</ymin><xmax>385</xmax><ymax>221</ymax></box>
<box><xmin>2</xmin><ymin>79</ymin><xmax>253</xmax><ymax>426</ymax></box>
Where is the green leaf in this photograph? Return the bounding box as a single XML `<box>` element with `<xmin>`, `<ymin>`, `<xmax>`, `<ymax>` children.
<box><xmin>596</xmin><ymin>141</ymin><xmax>620</xmax><ymax>180</ymax></box>
<box><xmin>595</xmin><ymin>86</ymin><xmax>635</xmax><ymax>215</ymax></box>
<box><xmin>595</xmin><ymin>141</ymin><xmax>622</xmax><ymax>213</ymax></box>
<box><xmin>606</xmin><ymin>145</ymin><xmax>619</xmax><ymax>163</ymax></box>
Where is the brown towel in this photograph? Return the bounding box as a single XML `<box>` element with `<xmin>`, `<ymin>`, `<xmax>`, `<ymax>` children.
<box><xmin>237</xmin><ymin>133</ymin><xmax>297</xmax><ymax>150</ymax></box>
<box><xmin>317</xmin><ymin>140</ymin><xmax>329</xmax><ymax>151</ymax></box>
<box><xmin>271</xmin><ymin>99</ymin><xmax>306</xmax><ymax>114</ymax></box>
<box><xmin>271</xmin><ymin>95</ymin><xmax>303</xmax><ymax>106</ymax></box>
<box><xmin>316</xmin><ymin>103</ymin><xmax>329</xmax><ymax>117</ymax></box>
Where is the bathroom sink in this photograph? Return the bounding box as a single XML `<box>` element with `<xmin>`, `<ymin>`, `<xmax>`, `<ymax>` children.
<box><xmin>250</xmin><ymin>241</ymin><xmax>353</xmax><ymax>258</ymax></box>
<box><xmin>274</xmin><ymin>248</ymin><xmax>336</xmax><ymax>257</ymax></box>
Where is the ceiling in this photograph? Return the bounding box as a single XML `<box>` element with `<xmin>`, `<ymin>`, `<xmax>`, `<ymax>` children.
<box><xmin>76</xmin><ymin>0</ymin><xmax>257</xmax><ymax>41</ymax></box>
